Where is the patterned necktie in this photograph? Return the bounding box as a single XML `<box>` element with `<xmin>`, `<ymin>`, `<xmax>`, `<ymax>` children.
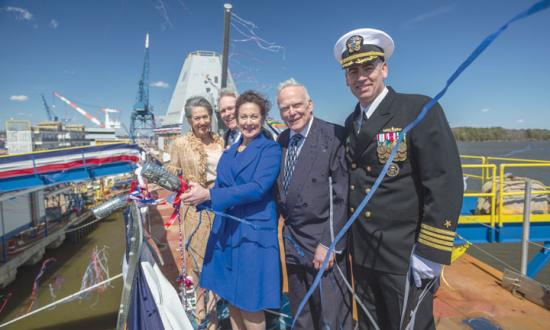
<box><xmin>228</xmin><ymin>130</ymin><xmax>237</xmax><ymax>145</ymax></box>
<box><xmin>283</xmin><ymin>134</ymin><xmax>303</xmax><ymax>192</ymax></box>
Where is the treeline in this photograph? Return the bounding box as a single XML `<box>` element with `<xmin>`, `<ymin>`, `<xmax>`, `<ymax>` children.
<box><xmin>452</xmin><ymin>127</ymin><xmax>550</xmax><ymax>142</ymax></box>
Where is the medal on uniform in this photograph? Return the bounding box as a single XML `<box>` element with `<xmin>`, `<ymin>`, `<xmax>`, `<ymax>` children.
<box><xmin>397</xmin><ymin>142</ymin><xmax>407</xmax><ymax>161</ymax></box>
<box><xmin>376</xmin><ymin>127</ymin><xmax>407</xmax><ymax>164</ymax></box>
<box><xmin>387</xmin><ymin>162</ymin><xmax>400</xmax><ymax>177</ymax></box>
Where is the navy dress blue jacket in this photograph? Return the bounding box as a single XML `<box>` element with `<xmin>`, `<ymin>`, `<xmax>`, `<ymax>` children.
<box><xmin>200</xmin><ymin>133</ymin><xmax>282</xmax><ymax>312</ymax></box>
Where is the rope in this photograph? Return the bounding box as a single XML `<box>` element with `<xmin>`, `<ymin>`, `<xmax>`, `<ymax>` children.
<box><xmin>292</xmin><ymin>1</ymin><xmax>550</xmax><ymax>327</ymax></box>
<box><xmin>456</xmin><ymin>233</ymin><xmax>520</xmax><ymax>272</ymax></box>
<box><xmin>528</xmin><ymin>240</ymin><xmax>550</xmax><ymax>250</ymax></box>
<box><xmin>334</xmin><ymin>261</ymin><xmax>379</xmax><ymax>330</ymax></box>
<box><xmin>65</xmin><ymin>216</ymin><xmax>105</xmax><ymax>233</ymax></box>
<box><xmin>401</xmin><ymin>279</ymin><xmax>438</xmax><ymax>330</ymax></box>
<box><xmin>0</xmin><ymin>273</ymin><xmax>123</xmax><ymax>328</ymax></box>
<box><xmin>329</xmin><ymin>176</ymin><xmax>380</xmax><ymax>330</ymax></box>
<box><xmin>201</xmin><ymin>207</ymin><xmax>276</xmax><ymax>231</ymax></box>
<box><xmin>264</xmin><ymin>308</ymin><xmax>292</xmax><ymax>320</ymax></box>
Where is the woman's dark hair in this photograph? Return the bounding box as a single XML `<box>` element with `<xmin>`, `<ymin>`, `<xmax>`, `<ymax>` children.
<box><xmin>235</xmin><ymin>90</ymin><xmax>270</xmax><ymax>119</ymax></box>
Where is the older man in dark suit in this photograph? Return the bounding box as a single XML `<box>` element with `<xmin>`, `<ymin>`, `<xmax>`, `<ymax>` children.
<box><xmin>275</xmin><ymin>78</ymin><xmax>352</xmax><ymax>330</ymax></box>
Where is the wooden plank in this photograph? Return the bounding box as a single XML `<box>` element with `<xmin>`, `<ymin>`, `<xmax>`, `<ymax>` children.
<box><xmin>502</xmin><ymin>268</ymin><xmax>550</xmax><ymax>310</ymax></box>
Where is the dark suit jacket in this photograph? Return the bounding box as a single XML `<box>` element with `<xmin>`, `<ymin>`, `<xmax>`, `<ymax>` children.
<box><xmin>344</xmin><ymin>86</ymin><xmax>463</xmax><ymax>274</ymax></box>
<box><xmin>276</xmin><ymin>118</ymin><xmax>349</xmax><ymax>265</ymax></box>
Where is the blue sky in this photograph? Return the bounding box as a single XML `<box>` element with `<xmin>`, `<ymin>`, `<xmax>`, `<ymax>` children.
<box><xmin>1</xmin><ymin>0</ymin><xmax>549</xmax><ymax>130</ymax></box>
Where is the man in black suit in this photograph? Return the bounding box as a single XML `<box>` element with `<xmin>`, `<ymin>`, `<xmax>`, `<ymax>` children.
<box><xmin>334</xmin><ymin>28</ymin><xmax>464</xmax><ymax>329</ymax></box>
<box><xmin>275</xmin><ymin>78</ymin><xmax>352</xmax><ymax>330</ymax></box>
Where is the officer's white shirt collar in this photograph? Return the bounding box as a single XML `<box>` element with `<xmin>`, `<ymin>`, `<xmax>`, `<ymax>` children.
<box><xmin>361</xmin><ymin>86</ymin><xmax>388</xmax><ymax>119</ymax></box>
<box><xmin>355</xmin><ymin>86</ymin><xmax>388</xmax><ymax>133</ymax></box>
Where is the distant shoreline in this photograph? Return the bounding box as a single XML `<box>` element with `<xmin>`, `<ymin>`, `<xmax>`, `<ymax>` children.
<box><xmin>452</xmin><ymin>127</ymin><xmax>550</xmax><ymax>142</ymax></box>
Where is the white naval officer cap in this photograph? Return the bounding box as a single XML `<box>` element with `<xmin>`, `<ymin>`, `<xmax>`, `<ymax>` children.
<box><xmin>333</xmin><ymin>28</ymin><xmax>394</xmax><ymax>69</ymax></box>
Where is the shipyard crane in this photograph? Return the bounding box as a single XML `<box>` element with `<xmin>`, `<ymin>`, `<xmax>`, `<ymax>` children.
<box><xmin>41</xmin><ymin>93</ymin><xmax>58</xmax><ymax>122</ymax></box>
<box><xmin>130</xmin><ymin>33</ymin><xmax>156</xmax><ymax>142</ymax></box>
<box><xmin>53</xmin><ymin>91</ymin><xmax>104</xmax><ymax>127</ymax></box>
<box><xmin>53</xmin><ymin>92</ymin><xmax>123</xmax><ymax>129</ymax></box>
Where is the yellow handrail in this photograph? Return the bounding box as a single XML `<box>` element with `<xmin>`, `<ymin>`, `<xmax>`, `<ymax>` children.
<box><xmin>461</xmin><ymin>155</ymin><xmax>487</xmax><ymax>185</ymax></box>
<box><xmin>461</xmin><ymin>164</ymin><xmax>497</xmax><ymax>226</ymax></box>
<box><xmin>487</xmin><ymin>156</ymin><xmax>550</xmax><ymax>164</ymax></box>
<box><xmin>460</xmin><ymin>158</ymin><xmax>550</xmax><ymax>228</ymax></box>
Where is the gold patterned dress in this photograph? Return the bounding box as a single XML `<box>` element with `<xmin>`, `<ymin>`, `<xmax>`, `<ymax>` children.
<box><xmin>165</xmin><ymin>131</ymin><xmax>223</xmax><ymax>326</ymax></box>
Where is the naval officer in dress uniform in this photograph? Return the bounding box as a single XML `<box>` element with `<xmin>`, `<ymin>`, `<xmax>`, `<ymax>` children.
<box><xmin>334</xmin><ymin>28</ymin><xmax>463</xmax><ymax>329</ymax></box>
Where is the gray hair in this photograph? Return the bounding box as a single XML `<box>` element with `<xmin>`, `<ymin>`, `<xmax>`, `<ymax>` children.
<box><xmin>218</xmin><ymin>88</ymin><xmax>238</xmax><ymax>103</ymax></box>
<box><xmin>277</xmin><ymin>78</ymin><xmax>311</xmax><ymax>101</ymax></box>
<box><xmin>184</xmin><ymin>96</ymin><xmax>213</xmax><ymax>118</ymax></box>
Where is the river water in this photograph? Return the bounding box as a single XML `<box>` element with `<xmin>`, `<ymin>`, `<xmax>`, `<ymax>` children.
<box><xmin>0</xmin><ymin>141</ymin><xmax>549</xmax><ymax>329</ymax></box>
<box><xmin>0</xmin><ymin>214</ymin><xmax>125</xmax><ymax>329</ymax></box>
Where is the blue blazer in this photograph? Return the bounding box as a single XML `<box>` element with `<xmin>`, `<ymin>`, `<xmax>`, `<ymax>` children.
<box><xmin>200</xmin><ymin>133</ymin><xmax>282</xmax><ymax>311</ymax></box>
<box><xmin>209</xmin><ymin>133</ymin><xmax>282</xmax><ymax>225</ymax></box>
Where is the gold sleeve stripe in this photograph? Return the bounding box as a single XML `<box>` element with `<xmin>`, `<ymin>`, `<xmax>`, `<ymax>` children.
<box><xmin>418</xmin><ymin>238</ymin><xmax>453</xmax><ymax>252</ymax></box>
<box><xmin>418</xmin><ymin>233</ymin><xmax>454</xmax><ymax>247</ymax></box>
<box><xmin>421</xmin><ymin>223</ymin><xmax>455</xmax><ymax>237</ymax></box>
<box><xmin>420</xmin><ymin>229</ymin><xmax>455</xmax><ymax>242</ymax></box>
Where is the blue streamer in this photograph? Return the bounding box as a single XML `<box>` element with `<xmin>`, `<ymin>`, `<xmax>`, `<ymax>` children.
<box><xmin>202</xmin><ymin>207</ymin><xmax>276</xmax><ymax>231</ymax></box>
<box><xmin>292</xmin><ymin>1</ymin><xmax>550</xmax><ymax>328</ymax></box>
<box><xmin>283</xmin><ymin>234</ymin><xmax>306</xmax><ymax>257</ymax></box>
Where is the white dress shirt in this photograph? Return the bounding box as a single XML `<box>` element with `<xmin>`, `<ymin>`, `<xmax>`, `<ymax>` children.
<box><xmin>355</xmin><ymin>86</ymin><xmax>389</xmax><ymax>133</ymax></box>
<box><xmin>288</xmin><ymin>116</ymin><xmax>314</xmax><ymax>159</ymax></box>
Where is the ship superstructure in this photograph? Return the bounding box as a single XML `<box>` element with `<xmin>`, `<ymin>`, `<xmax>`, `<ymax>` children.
<box><xmin>163</xmin><ymin>51</ymin><xmax>237</xmax><ymax>132</ymax></box>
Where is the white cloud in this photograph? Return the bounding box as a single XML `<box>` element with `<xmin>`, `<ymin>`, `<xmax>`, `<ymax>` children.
<box><xmin>10</xmin><ymin>95</ymin><xmax>29</xmax><ymax>102</ymax></box>
<box><xmin>481</xmin><ymin>108</ymin><xmax>490</xmax><ymax>113</ymax></box>
<box><xmin>517</xmin><ymin>119</ymin><xmax>525</xmax><ymax>123</ymax></box>
<box><xmin>3</xmin><ymin>6</ymin><xmax>33</xmax><ymax>21</ymax></box>
<box><xmin>403</xmin><ymin>5</ymin><xmax>455</xmax><ymax>28</ymax></box>
<box><xmin>151</xmin><ymin>81</ymin><xmax>170</xmax><ymax>88</ymax></box>
<box><xmin>49</xmin><ymin>19</ymin><xmax>59</xmax><ymax>29</ymax></box>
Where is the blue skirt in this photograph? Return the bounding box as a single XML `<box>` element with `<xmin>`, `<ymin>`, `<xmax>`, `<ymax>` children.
<box><xmin>200</xmin><ymin>214</ymin><xmax>281</xmax><ymax>312</ymax></box>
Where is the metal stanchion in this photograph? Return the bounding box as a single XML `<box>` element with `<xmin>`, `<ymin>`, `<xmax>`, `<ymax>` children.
<box><xmin>520</xmin><ymin>180</ymin><xmax>532</xmax><ymax>276</ymax></box>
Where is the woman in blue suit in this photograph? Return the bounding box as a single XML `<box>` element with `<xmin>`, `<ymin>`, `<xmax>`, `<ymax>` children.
<box><xmin>183</xmin><ymin>90</ymin><xmax>282</xmax><ymax>330</ymax></box>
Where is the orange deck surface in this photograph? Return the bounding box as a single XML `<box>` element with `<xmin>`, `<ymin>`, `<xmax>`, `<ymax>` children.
<box><xmin>147</xmin><ymin>187</ymin><xmax>550</xmax><ymax>329</ymax></box>
<box><xmin>435</xmin><ymin>253</ymin><xmax>549</xmax><ymax>329</ymax></box>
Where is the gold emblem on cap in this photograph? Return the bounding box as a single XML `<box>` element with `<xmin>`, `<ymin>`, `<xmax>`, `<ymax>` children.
<box><xmin>346</xmin><ymin>35</ymin><xmax>363</xmax><ymax>54</ymax></box>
